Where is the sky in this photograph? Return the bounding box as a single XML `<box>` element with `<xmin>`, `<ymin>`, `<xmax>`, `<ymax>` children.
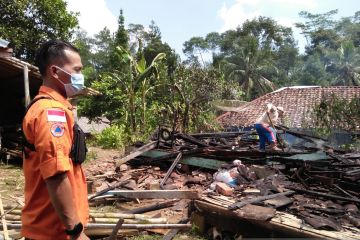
<box><xmin>65</xmin><ymin>0</ymin><xmax>359</xmax><ymax>60</ymax></box>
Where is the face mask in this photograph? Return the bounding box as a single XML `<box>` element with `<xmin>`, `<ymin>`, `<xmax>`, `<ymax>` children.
<box><xmin>55</xmin><ymin>66</ymin><xmax>85</xmax><ymax>97</ymax></box>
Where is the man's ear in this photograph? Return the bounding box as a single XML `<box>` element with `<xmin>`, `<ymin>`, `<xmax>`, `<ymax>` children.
<box><xmin>49</xmin><ymin>65</ymin><xmax>58</xmax><ymax>78</ymax></box>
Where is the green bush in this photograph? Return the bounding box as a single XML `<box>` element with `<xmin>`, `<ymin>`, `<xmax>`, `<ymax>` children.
<box><xmin>95</xmin><ymin>124</ymin><xmax>126</xmax><ymax>149</ymax></box>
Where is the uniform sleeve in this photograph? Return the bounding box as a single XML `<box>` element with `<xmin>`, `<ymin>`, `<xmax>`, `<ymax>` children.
<box><xmin>33</xmin><ymin>108</ymin><xmax>72</xmax><ymax>179</ymax></box>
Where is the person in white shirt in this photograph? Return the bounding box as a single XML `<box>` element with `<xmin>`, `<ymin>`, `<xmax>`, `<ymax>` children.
<box><xmin>254</xmin><ymin>103</ymin><xmax>284</xmax><ymax>151</ymax></box>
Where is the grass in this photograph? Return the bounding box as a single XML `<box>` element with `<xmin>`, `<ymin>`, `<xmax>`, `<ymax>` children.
<box><xmin>0</xmin><ymin>160</ymin><xmax>24</xmax><ymax>205</ymax></box>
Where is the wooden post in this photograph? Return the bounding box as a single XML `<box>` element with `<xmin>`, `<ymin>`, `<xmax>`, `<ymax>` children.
<box><xmin>24</xmin><ymin>65</ymin><xmax>30</xmax><ymax>107</ymax></box>
<box><xmin>160</xmin><ymin>152</ymin><xmax>182</xmax><ymax>188</ymax></box>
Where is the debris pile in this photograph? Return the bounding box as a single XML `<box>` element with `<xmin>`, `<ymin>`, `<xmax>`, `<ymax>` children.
<box><xmin>2</xmin><ymin>128</ymin><xmax>360</xmax><ymax>239</ymax></box>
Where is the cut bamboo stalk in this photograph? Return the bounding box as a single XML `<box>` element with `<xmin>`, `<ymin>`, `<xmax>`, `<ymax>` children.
<box><xmin>1</xmin><ymin>223</ymin><xmax>192</xmax><ymax>230</ymax></box>
<box><xmin>7</xmin><ymin>209</ymin><xmax>155</xmax><ymax>220</ymax></box>
<box><xmin>0</xmin><ymin>194</ymin><xmax>10</xmax><ymax>240</ymax></box>
<box><xmin>5</xmin><ymin>214</ymin><xmax>166</xmax><ymax>224</ymax></box>
<box><xmin>92</xmin><ymin>218</ymin><xmax>167</xmax><ymax>224</ymax></box>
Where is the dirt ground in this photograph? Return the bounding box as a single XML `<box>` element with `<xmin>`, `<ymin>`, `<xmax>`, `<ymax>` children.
<box><xmin>0</xmin><ymin>147</ymin><xmax>206</xmax><ymax>239</ymax></box>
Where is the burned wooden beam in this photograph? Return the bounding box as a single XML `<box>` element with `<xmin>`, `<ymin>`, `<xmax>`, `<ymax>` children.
<box><xmin>190</xmin><ymin>131</ymin><xmax>256</xmax><ymax>139</ymax></box>
<box><xmin>123</xmin><ymin>200</ymin><xmax>178</xmax><ymax>214</ymax></box>
<box><xmin>174</xmin><ymin>133</ymin><xmax>209</xmax><ymax>147</ymax></box>
<box><xmin>88</xmin><ymin>180</ymin><xmax>130</xmax><ymax>201</ymax></box>
<box><xmin>287</xmin><ymin>187</ymin><xmax>360</xmax><ymax>203</ymax></box>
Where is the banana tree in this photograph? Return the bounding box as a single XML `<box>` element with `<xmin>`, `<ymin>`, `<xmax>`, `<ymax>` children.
<box><xmin>112</xmin><ymin>45</ymin><xmax>166</xmax><ymax>132</ymax></box>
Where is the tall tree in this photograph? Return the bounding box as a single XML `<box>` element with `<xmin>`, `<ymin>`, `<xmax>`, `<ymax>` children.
<box><xmin>0</xmin><ymin>0</ymin><xmax>78</xmax><ymax>62</ymax></box>
<box><xmin>93</xmin><ymin>27</ymin><xmax>114</xmax><ymax>72</ymax></box>
<box><xmin>214</xmin><ymin>17</ymin><xmax>296</xmax><ymax>99</ymax></box>
<box><xmin>110</xmin><ymin>9</ymin><xmax>130</xmax><ymax>70</ymax></box>
<box><xmin>326</xmin><ymin>41</ymin><xmax>360</xmax><ymax>86</ymax></box>
<box><xmin>295</xmin><ymin>10</ymin><xmax>340</xmax><ymax>54</ymax></box>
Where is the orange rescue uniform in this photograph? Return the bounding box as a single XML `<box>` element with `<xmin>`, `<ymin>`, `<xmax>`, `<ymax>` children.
<box><xmin>21</xmin><ymin>86</ymin><xmax>89</xmax><ymax>240</ymax></box>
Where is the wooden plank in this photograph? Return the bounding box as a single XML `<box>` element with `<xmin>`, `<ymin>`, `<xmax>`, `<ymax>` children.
<box><xmin>116</xmin><ymin>141</ymin><xmax>157</xmax><ymax>166</ymax></box>
<box><xmin>100</xmin><ymin>190</ymin><xmax>200</xmax><ymax>199</ymax></box>
<box><xmin>194</xmin><ymin>200</ymin><xmax>360</xmax><ymax>240</ymax></box>
<box><xmin>160</xmin><ymin>153</ymin><xmax>182</xmax><ymax>188</ymax></box>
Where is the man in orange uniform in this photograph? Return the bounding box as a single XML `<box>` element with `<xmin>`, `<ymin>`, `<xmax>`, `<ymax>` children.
<box><xmin>22</xmin><ymin>40</ymin><xmax>89</xmax><ymax>239</ymax></box>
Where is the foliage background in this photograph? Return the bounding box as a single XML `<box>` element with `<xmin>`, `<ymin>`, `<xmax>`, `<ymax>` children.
<box><xmin>1</xmin><ymin>2</ymin><xmax>360</xmax><ymax>148</ymax></box>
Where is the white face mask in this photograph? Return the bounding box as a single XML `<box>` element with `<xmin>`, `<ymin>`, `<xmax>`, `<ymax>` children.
<box><xmin>55</xmin><ymin>66</ymin><xmax>85</xmax><ymax>97</ymax></box>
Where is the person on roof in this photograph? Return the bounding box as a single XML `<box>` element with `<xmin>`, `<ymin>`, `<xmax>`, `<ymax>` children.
<box><xmin>22</xmin><ymin>40</ymin><xmax>89</xmax><ymax>240</ymax></box>
<box><xmin>254</xmin><ymin>103</ymin><xmax>284</xmax><ymax>151</ymax></box>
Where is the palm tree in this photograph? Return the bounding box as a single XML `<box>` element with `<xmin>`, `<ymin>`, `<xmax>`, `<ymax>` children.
<box><xmin>220</xmin><ymin>36</ymin><xmax>276</xmax><ymax>100</ymax></box>
<box><xmin>327</xmin><ymin>41</ymin><xmax>360</xmax><ymax>86</ymax></box>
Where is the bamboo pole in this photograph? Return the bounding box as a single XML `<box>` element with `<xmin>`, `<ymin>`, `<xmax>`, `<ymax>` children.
<box><xmin>4</xmin><ymin>214</ymin><xmax>167</xmax><ymax>224</ymax></box>
<box><xmin>1</xmin><ymin>223</ymin><xmax>192</xmax><ymax>230</ymax></box>
<box><xmin>0</xmin><ymin>194</ymin><xmax>10</xmax><ymax>240</ymax></box>
<box><xmin>5</xmin><ymin>209</ymin><xmax>157</xmax><ymax>220</ymax></box>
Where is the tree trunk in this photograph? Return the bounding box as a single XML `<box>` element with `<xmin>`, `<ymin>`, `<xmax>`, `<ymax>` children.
<box><xmin>182</xmin><ymin>101</ymin><xmax>190</xmax><ymax>133</ymax></box>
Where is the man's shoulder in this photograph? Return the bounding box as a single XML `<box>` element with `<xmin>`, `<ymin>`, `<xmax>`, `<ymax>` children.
<box><xmin>25</xmin><ymin>96</ymin><xmax>71</xmax><ymax>123</ymax></box>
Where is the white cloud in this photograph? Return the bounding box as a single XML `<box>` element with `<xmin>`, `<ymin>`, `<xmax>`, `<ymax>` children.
<box><xmin>218</xmin><ymin>0</ymin><xmax>318</xmax><ymax>32</ymax></box>
<box><xmin>65</xmin><ymin>0</ymin><xmax>117</xmax><ymax>36</ymax></box>
<box><xmin>219</xmin><ymin>0</ymin><xmax>261</xmax><ymax>32</ymax></box>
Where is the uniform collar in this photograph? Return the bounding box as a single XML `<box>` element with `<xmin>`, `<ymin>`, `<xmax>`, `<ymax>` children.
<box><xmin>38</xmin><ymin>85</ymin><xmax>73</xmax><ymax>109</ymax></box>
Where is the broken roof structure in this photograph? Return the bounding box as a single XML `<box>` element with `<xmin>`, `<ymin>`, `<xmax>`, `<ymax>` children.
<box><xmin>0</xmin><ymin>52</ymin><xmax>42</xmax><ymax>127</ymax></box>
<box><xmin>217</xmin><ymin>86</ymin><xmax>360</xmax><ymax>128</ymax></box>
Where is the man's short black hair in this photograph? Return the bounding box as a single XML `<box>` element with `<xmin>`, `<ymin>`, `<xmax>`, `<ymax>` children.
<box><xmin>35</xmin><ymin>40</ymin><xmax>79</xmax><ymax>76</ymax></box>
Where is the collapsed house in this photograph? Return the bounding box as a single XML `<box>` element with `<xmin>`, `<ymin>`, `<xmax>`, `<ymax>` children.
<box><xmin>217</xmin><ymin>86</ymin><xmax>360</xmax><ymax>148</ymax></box>
<box><xmin>217</xmin><ymin>86</ymin><xmax>360</xmax><ymax>129</ymax></box>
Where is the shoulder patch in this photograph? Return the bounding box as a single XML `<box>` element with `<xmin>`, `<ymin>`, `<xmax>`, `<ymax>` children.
<box><xmin>47</xmin><ymin>109</ymin><xmax>66</xmax><ymax>122</ymax></box>
<box><xmin>50</xmin><ymin>123</ymin><xmax>65</xmax><ymax>137</ymax></box>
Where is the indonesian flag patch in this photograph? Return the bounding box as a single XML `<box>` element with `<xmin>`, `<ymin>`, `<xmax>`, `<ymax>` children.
<box><xmin>47</xmin><ymin>109</ymin><xmax>66</xmax><ymax>122</ymax></box>
<box><xmin>50</xmin><ymin>123</ymin><xmax>65</xmax><ymax>137</ymax></box>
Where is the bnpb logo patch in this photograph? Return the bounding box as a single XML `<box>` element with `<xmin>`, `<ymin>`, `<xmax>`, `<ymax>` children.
<box><xmin>50</xmin><ymin>123</ymin><xmax>65</xmax><ymax>137</ymax></box>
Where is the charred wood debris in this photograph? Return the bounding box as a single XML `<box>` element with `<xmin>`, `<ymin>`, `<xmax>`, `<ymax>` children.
<box><xmin>2</xmin><ymin>127</ymin><xmax>360</xmax><ymax>238</ymax></box>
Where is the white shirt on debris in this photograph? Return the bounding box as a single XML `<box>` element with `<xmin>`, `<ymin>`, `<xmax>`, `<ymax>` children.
<box><xmin>255</xmin><ymin>103</ymin><xmax>279</xmax><ymax>125</ymax></box>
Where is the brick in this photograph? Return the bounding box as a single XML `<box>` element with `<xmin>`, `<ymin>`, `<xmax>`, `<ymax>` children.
<box><xmin>216</xmin><ymin>182</ymin><xmax>234</xmax><ymax>196</ymax></box>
